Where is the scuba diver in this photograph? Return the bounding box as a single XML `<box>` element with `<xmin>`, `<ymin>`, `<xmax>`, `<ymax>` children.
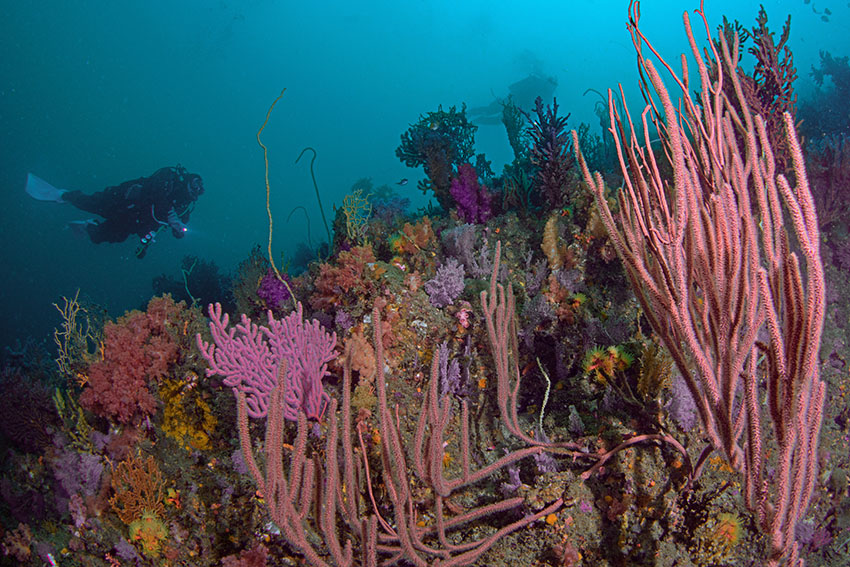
<box><xmin>26</xmin><ymin>165</ymin><xmax>204</xmax><ymax>258</ymax></box>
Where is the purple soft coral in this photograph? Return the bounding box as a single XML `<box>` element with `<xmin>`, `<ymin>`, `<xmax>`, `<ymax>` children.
<box><xmin>450</xmin><ymin>163</ymin><xmax>492</xmax><ymax>224</ymax></box>
<box><xmin>257</xmin><ymin>269</ymin><xmax>292</xmax><ymax>311</ymax></box>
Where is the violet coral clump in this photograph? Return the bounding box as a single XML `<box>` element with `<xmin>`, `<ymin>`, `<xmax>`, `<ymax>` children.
<box><xmin>257</xmin><ymin>269</ymin><xmax>291</xmax><ymax>311</ymax></box>
<box><xmin>424</xmin><ymin>258</ymin><xmax>465</xmax><ymax>308</ymax></box>
<box><xmin>436</xmin><ymin>341</ymin><xmax>463</xmax><ymax>397</ymax></box>
<box><xmin>667</xmin><ymin>373</ymin><xmax>698</xmax><ymax>431</ymax></box>
<box><xmin>450</xmin><ymin>163</ymin><xmax>492</xmax><ymax>224</ymax></box>
<box><xmin>52</xmin><ymin>449</ymin><xmax>104</xmax><ymax>516</ymax></box>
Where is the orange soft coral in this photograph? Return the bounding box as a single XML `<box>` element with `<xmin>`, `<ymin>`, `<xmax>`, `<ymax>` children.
<box><xmin>109</xmin><ymin>453</ymin><xmax>166</xmax><ymax>525</ymax></box>
<box><xmin>389</xmin><ymin>217</ymin><xmax>438</xmax><ymax>275</ymax></box>
<box><xmin>310</xmin><ymin>245</ymin><xmax>379</xmax><ymax>311</ymax></box>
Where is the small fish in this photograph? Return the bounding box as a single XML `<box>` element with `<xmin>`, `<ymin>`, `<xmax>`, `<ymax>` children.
<box><xmin>822</xmin><ymin>14</ymin><xmax>829</xmax><ymax>21</ymax></box>
<box><xmin>825</xmin><ymin>7</ymin><xmax>832</xmax><ymax>14</ymax></box>
<box><xmin>396</xmin><ymin>178</ymin><xmax>409</xmax><ymax>186</ymax></box>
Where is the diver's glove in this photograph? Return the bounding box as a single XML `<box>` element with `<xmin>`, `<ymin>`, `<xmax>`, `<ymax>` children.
<box><xmin>167</xmin><ymin>207</ymin><xmax>188</xmax><ymax>238</ymax></box>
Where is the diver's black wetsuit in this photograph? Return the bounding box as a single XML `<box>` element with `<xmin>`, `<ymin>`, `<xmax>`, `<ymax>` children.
<box><xmin>63</xmin><ymin>166</ymin><xmax>203</xmax><ymax>244</ymax></box>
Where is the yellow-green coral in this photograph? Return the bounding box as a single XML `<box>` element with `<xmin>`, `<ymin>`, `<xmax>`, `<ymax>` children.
<box><xmin>342</xmin><ymin>187</ymin><xmax>372</xmax><ymax>246</ymax></box>
<box><xmin>636</xmin><ymin>339</ymin><xmax>673</xmax><ymax>400</ymax></box>
<box><xmin>53</xmin><ymin>388</ymin><xmax>93</xmax><ymax>452</ymax></box>
<box><xmin>52</xmin><ymin>289</ymin><xmax>101</xmax><ymax>385</ymax></box>
<box><xmin>582</xmin><ymin>345</ymin><xmax>633</xmax><ymax>384</ymax></box>
<box><xmin>692</xmin><ymin>511</ymin><xmax>744</xmax><ymax>564</ymax></box>
<box><xmin>128</xmin><ymin>511</ymin><xmax>169</xmax><ymax>557</ymax></box>
<box><xmin>387</xmin><ymin>217</ymin><xmax>438</xmax><ymax>275</ymax></box>
<box><xmin>160</xmin><ymin>375</ymin><xmax>217</xmax><ymax>451</ymax></box>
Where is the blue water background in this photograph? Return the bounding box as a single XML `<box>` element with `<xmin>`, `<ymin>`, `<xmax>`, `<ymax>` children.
<box><xmin>1</xmin><ymin>0</ymin><xmax>846</xmax><ymax>351</ymax></box>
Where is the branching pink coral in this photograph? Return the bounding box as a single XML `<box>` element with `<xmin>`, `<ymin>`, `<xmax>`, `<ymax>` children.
<box><xmin>197</xmin><ymin>302</ymin><xmax>337</xmax><ymax>421</ymax></box>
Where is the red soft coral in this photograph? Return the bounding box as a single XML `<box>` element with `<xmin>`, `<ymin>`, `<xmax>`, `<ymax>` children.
<box><xmin>80</xmin><ymin>315</ymin><xmax>157</xmax><ymax>424</ymax></box>
<box><xmin>79</xmin><ymin>297</ymin><xmax>180</xmax><ymax>424</ymax></box>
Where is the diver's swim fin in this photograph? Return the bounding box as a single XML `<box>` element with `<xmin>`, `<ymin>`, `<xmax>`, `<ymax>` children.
<box><xmin>25</xmin><ymin>173</ymin><xmax>67</xmax><ymax>202</ymax></box>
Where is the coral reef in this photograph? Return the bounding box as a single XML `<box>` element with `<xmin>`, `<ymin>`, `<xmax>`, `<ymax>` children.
<box><xmin>310</xmin><ymin>244</ymin><xmax>381</xmax><ymax>316</ymax></box>
<box><xmin>4</xmin><ymin>6</ymin><xmax>850</xmax><ymax>566</ymax></box>
<box><xmin>109</xmin><ymin>453</ymin><xmax>168</xmax><ymax>557</ymax></box>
